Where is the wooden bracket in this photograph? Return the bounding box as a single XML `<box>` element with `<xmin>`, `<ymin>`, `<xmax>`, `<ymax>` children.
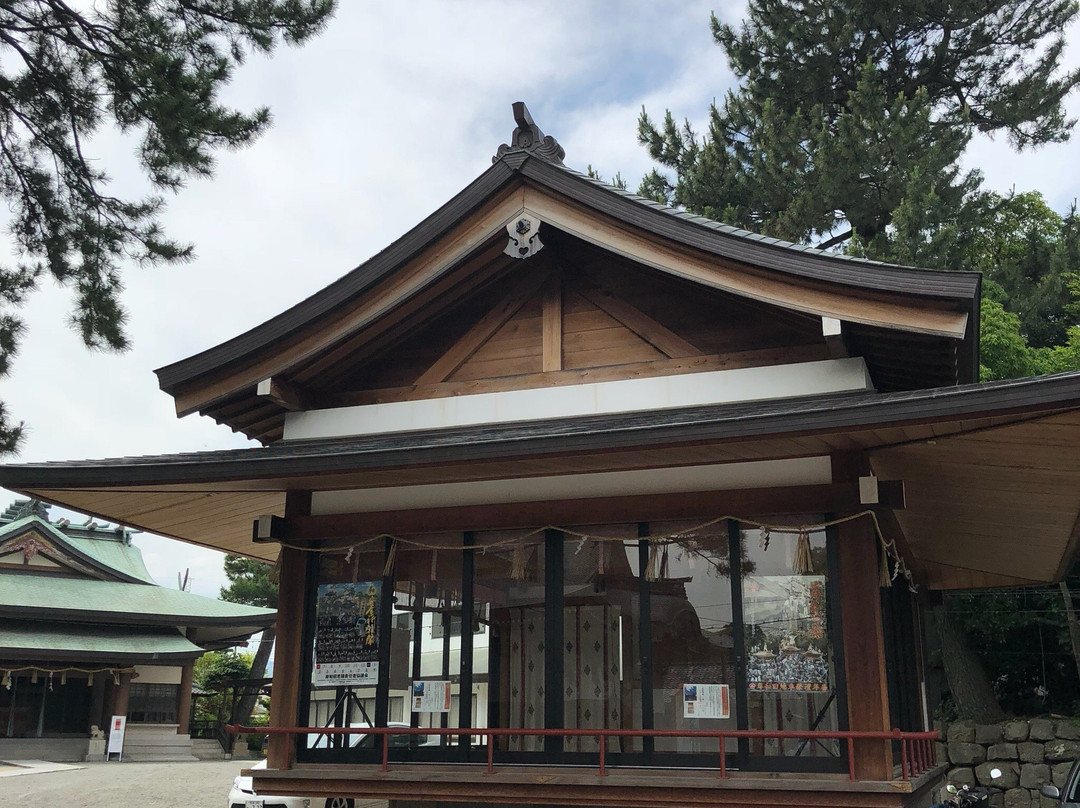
<box><xmin>257</xmin><ymin>377</ymin><xmax>311</xmax><ymax>412</ymax></box>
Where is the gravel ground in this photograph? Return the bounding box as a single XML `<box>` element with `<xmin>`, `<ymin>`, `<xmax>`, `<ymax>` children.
<box><xmin>0</xmin><ymin>760</ymin><xmax>256</xmax><ymax>808</ymax></box>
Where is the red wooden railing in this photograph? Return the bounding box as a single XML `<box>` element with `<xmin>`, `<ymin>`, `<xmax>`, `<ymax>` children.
<box><xmin>228</xmin><ymin>724</ymin><xmax>940</xmax><ymax>782</ymax></box>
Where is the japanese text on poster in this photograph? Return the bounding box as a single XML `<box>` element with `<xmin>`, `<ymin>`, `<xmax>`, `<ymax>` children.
<box><xmin>744</xmin><ymin>575</ymin><xmax>830</xmax><ymax>692</ymax></box>
<box><xmin>682</xmin><ymin>683</ymin><xmax>730</xmax><ymax>719</ymax></box>
<box><xmin>314</xmin><ymin>581</ymin><xmax>381</xmax><ymax>686</ymax></box>
<box><xmin>412</xmin><ymin>680</ymin><xmax>452</xmax><ymax>713</ymax></box>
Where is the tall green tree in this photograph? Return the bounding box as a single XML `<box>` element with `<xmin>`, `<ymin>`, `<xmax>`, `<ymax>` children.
<box><xmin>220</xmin><ymin>554</ymin><xmax>278</xmax><ymax>734</ymax></box>
<box><xmin>639</xmin><ymin>0</ymin><xmax>1080</xmax><ymax>261</ymax></box>
<box><xmin>0</xmin><ymin>0</ymin><xmax>335</xmax><ymax>453</ymax></box>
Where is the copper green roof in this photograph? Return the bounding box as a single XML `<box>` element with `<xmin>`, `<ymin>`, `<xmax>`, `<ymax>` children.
<box><xmin>0</xmin><ymin>512</ymin><xmax>156</xmax><ymax>584</ymax></box>
<box><xmin>0</xmin><ymin>620</ymin><xmax>203</xmax><ymax>662</ymax></box>
<box><xmin>0</xmin><ymin>572</ymin><xmax>275</xmax><ymax>628</ymax></box>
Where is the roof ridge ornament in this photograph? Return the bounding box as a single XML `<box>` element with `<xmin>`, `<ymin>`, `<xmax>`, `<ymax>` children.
<box><xmin>494</xmin><ymin>101</ymin><xmax>565</xmax><ymax>166</ymax></box>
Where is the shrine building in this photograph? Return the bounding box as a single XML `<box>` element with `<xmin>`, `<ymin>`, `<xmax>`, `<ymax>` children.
<box><xmin>4</xmin><ymin>104</ymin><xmax>1080</xmax><ymax>807</ymax></box>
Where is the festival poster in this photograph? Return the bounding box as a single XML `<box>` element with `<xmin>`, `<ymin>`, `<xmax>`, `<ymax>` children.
<box><xmin>743</xmin><ymin>575</ymin><xmax>831</xmax><ymax>692</ymax></box>
<box><xmin>682</xmin><ymin>683</ymin><xmax>730</xmax><ymax>719</ymax></box>
<box><xmin>313</xmin><ymin>581</ymin><xmax>381</xmax><ymax>686</ymax></box>
<box><xmin>412</xmin><ymin>680</ymin><xmax>452</xmax><ymax>713</ymax></box>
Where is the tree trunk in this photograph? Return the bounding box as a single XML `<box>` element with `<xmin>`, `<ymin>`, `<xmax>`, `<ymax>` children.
<box><xmin>1059</xmin><ymin>581</ymin><xmax>1080</xmax><ymax>685</ymax></box>
<box><xmin>934</xmin><ymin>604</ymin><xmax>1005</xmax><ymax>723</ymax></box>
<box><xmin>230</xmin><ymin>626</ymin><xmax>276</xmax><ymax>732</ymax></box>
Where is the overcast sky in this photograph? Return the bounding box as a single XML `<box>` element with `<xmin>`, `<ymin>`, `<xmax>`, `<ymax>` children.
<box><xmin>3</xmin><ymin>2</ymin><xmax>1080</xmax><ymax>598</ymax></box>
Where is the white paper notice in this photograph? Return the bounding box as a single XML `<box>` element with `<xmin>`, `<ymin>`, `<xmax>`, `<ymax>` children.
<box><xmin>412</xmin><ymin>680</ymin><xmax>452</xmax><ymax>713</ymax></box>
<box><xmin>683</xmin><ymin>683</ymin><xmax>730</xmax><ymax>719</ymax></box>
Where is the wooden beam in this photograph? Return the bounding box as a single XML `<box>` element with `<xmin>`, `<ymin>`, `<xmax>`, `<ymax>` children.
<box><xmin>288</xmin><ymin>481</ymin><xmax>904</xmax><ymax>542</ymax></box>
<box><xmin>330</xmin><ymin>343</ymin><xmax>830</xmax><ymax>407</ymax></box>
<box><xmin>256</xmin><ymin>377</ymin><xmax>311</xmax><ymax>412</ymax></box>
<box><xmin>267</xmin><ymin>491</ymin><xmax>310</xmax><ymax>771</ymax></box>
<box><xmin>415</xmin><ymin>264</ymin><xmax>553</xmax><ymax>386</ymax></box>
<box><xmin>542</xmin><ymin>273</ymin><xmax>562</xmax><ymax>372</ymax></box>
<box><xmin>832</xmin><ymin>452</ymin><xmax>893</xmax><ymax>781</ymax></box>
<box><xmin>574</xmin><ymin>279</ymin><xmax>703</xmax><ymax>359</ymax></box>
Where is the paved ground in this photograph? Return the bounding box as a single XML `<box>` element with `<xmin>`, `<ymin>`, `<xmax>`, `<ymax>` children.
<box><xmin>0</xmin><ymin>759</ymin><xmax>391</xmax><ymax>808</ymax></box>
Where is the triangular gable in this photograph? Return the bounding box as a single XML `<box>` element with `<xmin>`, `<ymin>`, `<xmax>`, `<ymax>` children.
<box><xmin>0</xmin><ymin>517</ymin><xmax>147</xmax><ymax>583</ymax></box>
<box><xmin>0</xmin><ymin>524</ymin><xmax>108</xmax><ymax>579</ymax></box>
<box><xmin>154</xmin><ymin>106</ymin><xmax>980</xmax><ymax>443</ymax></box>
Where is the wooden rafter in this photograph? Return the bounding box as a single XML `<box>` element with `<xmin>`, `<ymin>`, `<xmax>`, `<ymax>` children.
<box><xmin>571</xmin><ymin>278</ymin><xmax>703</xmax><ymax>359</ymax></box>
<box><xmin>415</xmin><ymin>262</ymin><xmax>554</xmax><ymax>386</ymax></box>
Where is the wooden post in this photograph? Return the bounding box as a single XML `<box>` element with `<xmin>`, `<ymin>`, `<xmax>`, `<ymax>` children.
<box><xmin>267</xmin><ymin>492</ymin><xmax>311</xmax><ymax>770</ymax></box>
<box><xmin>113</xmin><ymin>672</ymin><xmax>132</xmax><ymax>719</ymax></box>
<box><xmin>177</xmin><ymin>659</ymin><xmax>195</xmax><ymax>735</ymax></box>
<box><xmin>89</xmin><ymin>671</ymin><xmax>107</xmax><ymax>733</ymax></box>
<box><xmin>832</xmin><ymin>453</ymin><xmax>893</xmax><ymax>781</ymax></box>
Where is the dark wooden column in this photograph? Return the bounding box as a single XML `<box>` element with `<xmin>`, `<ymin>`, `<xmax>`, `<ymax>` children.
<box><xmin>267</xmin><ymin>492</ymin><xmax>311</xmax><ymax>770</ymax></box>
<box><xmin>89</xmin><ymin>671</ymin><xmax>107</xmax><ymax>732</ymax></box>
<box><xmin>832</xmin><ymin>453</ymin><xmax>893</xmax><ymax>781</ymax></box>
<box><xmin>177</xmin><ymin>659</ymin><xmax>195</xmax><ymax>734</ymax></box>
<box><xmin>112</xmin><ymin>672</ymin><xmax>132</xmax><ymax>718</ymax></box>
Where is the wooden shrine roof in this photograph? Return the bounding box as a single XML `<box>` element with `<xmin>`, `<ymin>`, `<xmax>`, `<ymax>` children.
<box><xmin>4</xmin><ymin>371</ymin><xmax>1080</xmax><ymax>590</ymax></box>
<box><xmin>152</xmin><ymin>108</ymin><xmax>980</xmax><ymax>443</ymax></box>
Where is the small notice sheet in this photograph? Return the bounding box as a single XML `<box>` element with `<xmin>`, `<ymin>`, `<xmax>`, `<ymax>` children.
<box><xmin>683</xmin><ymin>683</ymin><xmax>730</xmax><ymax>719</ymax></box>
<box><xmin>412</xmin><ymin>680</ymin><xmax>452</xmax><ymax>713</ymax></box>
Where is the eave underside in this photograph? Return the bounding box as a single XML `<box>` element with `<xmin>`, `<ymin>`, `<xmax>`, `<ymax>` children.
<box><xmin>7</xmin><ymin>380</ymin><xmax>1080</xmax><ymax>590</ymax></box>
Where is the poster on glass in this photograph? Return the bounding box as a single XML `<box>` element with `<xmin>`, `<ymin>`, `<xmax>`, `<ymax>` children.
<box><xmin>743</xmin><ymin>575</ymin><xmax>830</xmax><ymax>692</ymax></box>
<box><xmin>313</xmin><ymin>581</ymin><xmax>381</xmax><ymax>686</ymax></box>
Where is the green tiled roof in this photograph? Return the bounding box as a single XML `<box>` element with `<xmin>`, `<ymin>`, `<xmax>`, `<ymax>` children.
<box><xmin>0</xmin><ymin>512</ymin><xmax>157</xmax><ymax>584</ymax></box>
<box><xmin>0</xmin><ymin>620</ymin><xmax>203</xmax><ymax>661</ymax></box>
<box><xmin>0</xmin><ymin>572</ymin><xmax>275</xmax><ymax>626</ymax></box>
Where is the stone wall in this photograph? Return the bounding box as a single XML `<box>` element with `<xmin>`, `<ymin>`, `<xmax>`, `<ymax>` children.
<box><xmin>940</xmin><ymin>718</ymin><xmax>1080</xmax><ymax>808</ymax></box>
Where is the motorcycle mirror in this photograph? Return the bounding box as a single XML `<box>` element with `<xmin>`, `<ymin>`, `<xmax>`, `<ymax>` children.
<box><xmin>946</xmin><ymin>785</ymin><xmax>958</xmax><ymax>794</ymax></box>
<box><xmin>989</xmin><ymin>767</ymin><xmax>1002</xmax><ymax>779</ymax></box>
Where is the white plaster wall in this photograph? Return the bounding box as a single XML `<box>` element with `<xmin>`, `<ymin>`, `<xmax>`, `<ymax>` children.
<box><xmin>284</xmin><ymin>358</ymin><xmax>873</xmax><ymax>441</ymax></box>
<box><xmin>132</xmin><ymin>664</ymin><xmax>183</xmax><ymax>685</ymax></box>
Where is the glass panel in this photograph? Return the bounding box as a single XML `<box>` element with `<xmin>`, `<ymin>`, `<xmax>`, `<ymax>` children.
<box><xmin>740</xmin><ymin>523</ymin><xmax>839</xmax><ymax>758</ymax></box>
<box><xmin>392</xmin><ymin>543</ymin><xmax>464</xmax><ymax>748</ymax></box>
<box><xmin>648</xmin><ymin>520</ymin><xmax>738</xmax><ymax>755</ymax></box>
<box><xmin>305</xmin><ymin>548</ymin><xmax>384</xmax><ymax>752</ymax></box>
<box><xmin>562</xmin><ymin>525</ymin><xmax>640</xmax><ymax>754</ymax></box>
<box><xmin>472</xmin><ymin>529</ymin><xmax>545</xmax><ymax>752</ymax></box>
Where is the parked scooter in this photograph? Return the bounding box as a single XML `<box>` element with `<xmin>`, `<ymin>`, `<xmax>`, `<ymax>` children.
<box><xmin>931</xmin><ymin>767</ymin><xmax>1003</xmax><ymax>808</ymax></box>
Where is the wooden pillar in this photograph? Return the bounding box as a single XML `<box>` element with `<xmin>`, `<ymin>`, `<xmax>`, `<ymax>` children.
<box><xmin>112</xmin><ymin>672</ymin><xmax>132</xmax><ymax>718</ymax></box>
<box><xmin>89</xmin><ymin>671</ymin><xmax>107</xmax><ymax>733</ymax></box>
<box><xmin>267</xmin><ymin>492</ymin><xmax>311</xmax><ymax>770</ymax></box>
<box><xmin>832</xmin><ymin>453</ymin><xmax>893</xmax><ymax>781</ymax></box>
<box><xmin>177</xmin><ymin>659</ymin><xmax>195</xmax><ymax>734</ymax></box>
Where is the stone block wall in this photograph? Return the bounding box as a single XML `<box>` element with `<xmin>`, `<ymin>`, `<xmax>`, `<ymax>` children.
<box><xmin>940</xmin><ymin>718</ymin><xmax>1080</xmax><ymax>808</ymax></box>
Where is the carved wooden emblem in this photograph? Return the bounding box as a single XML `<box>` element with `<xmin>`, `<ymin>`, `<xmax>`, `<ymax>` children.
<box><xmin>7</xmin><ymin>535</ymin><xmax>48</xmax><ymax>562</ymax></box>
<box><xmin>505</xmin><ymin>214</ymin><xmax>544</xmax><ymax>259</ymax></box>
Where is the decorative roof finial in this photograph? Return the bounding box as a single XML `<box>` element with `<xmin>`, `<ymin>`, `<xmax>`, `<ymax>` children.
<box><xmin>494</xmin><ymin>101</ymin><xmax>565</xmax><ymax>165</ymax></box>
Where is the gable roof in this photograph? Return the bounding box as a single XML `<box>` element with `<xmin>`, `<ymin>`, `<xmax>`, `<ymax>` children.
<box><xmin>0</xmin><ymin>511</ymin><xmax>156</xmax><ymax>584</ymax></box>
<box><xmin>153</xmin><ymin>107</ymin><xmax>981</xmax><ymax>443</ymax></box>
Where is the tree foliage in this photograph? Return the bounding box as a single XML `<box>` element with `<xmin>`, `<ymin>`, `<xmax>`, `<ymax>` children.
<box><xmin>0</xmin><ymin>0</ymin><xmax>335</xmax><ymax>453</ymax></box>
<box><xmin>221</xmin><ymin>554</ymin><xmax>278</xmax><ymax>609</ymax></box>
<box><xmin>639</xmin><ymin>0</ymin><xmax>1080</xmax><ymax>256</ymax></box>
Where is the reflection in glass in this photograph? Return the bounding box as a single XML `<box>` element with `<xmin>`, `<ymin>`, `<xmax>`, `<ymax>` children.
<box><xmin>562</xmin><ymin>526</ymin><xmax>640</xmax><ymax>753</ymax></box>
<box><xmin>741</xmin><ymin>525</ymin><xmax>839</xmax><ymax>758</ymax></box>
<box><xmin>648</xmin><ymin>520</ymin><xmax>738</xmax><ymax>755</ymax></box>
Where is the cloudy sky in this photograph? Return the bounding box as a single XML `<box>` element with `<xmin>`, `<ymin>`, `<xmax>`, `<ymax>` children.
<box><xmin>3</xmin><ymin>2</ymin><xmax>1080</xmax><ymax>598</ymax></box>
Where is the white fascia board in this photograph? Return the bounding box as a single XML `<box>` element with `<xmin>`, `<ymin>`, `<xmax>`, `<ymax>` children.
<box><xmin>284</xmin><ymin>357</ymin><xmax>873</xmax><ymax>441</ymax></box>
<box><xmin>310</xmin><ymin>457</ymin><xmax>832</xmax><ymax>515</ymax></box>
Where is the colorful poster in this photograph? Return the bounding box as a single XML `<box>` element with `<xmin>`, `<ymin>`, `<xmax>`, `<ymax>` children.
<box><xmin>682</xmin><ymin>683</ymin><xmax>730</xmax><ymax>719</ymax></box>
<box><xmin>412</xmin><ymin>680</ymin><xmax>452</xmax><ymax>713</ymax></box>
<box><xmin>313</xmin><ymin>581</ymin><xmax>381</xmax><ymax>686</ymax></box>
<box><xmin>743</xmin><ymin>575</ymin><xmax>830</xmax><ymax>692</ymax></box>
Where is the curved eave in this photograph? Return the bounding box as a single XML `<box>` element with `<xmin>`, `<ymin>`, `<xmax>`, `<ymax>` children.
<box><xmin>154</xmin><ymin>153</ymin><xmax>979</xmax><ymax>413</ymax></box>
<box><xmin>4</xmin><ymin>373</ymin><xmax>1080</xmax><ymax>586</ymax></box>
